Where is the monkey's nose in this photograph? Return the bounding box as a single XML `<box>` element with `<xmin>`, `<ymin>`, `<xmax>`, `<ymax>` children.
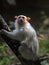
<box><xmin>20</xmin><ymin>19</ymin><xmax>23</xmax><ymax>22</ymax></box>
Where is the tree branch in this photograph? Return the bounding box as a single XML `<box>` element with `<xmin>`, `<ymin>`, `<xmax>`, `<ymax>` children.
<box><xmin>39</xmin><ymin>53</ymin><xmax>49</xmax><ymax>61</ymax></box>
<box><xmin>0</xmin><ymin>15</ymin><xmax>11</xmax><ymax>31</ymax></box>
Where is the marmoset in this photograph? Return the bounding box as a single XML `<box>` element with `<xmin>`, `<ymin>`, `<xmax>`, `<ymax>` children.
<box><xmin>1</xmin><ymin>15</ymin><xmax>39</xmax><ymax>60</ymax></box>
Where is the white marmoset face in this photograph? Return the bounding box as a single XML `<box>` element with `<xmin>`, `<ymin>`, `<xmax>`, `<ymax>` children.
<box><xmin>17</xmin><ymin>15</ymin><xmax>27</xmax><ymax>26</ymax></box>
<box><xmin>14</xmin><ymin>15</ymin><xmax>31</xmax><ymax>27</ymax></box>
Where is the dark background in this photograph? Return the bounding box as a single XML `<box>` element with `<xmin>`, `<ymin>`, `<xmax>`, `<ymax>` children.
<box><xmin>0</xmin><ymin>0</ymin><xmax>49</xmax><ymax>29</ymax></box>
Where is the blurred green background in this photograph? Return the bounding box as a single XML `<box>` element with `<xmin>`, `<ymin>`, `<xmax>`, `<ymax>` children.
<box><xmin>0</xmin><ymin>0</ymin><xmax>49</xmax><ymax>65</ymax></box>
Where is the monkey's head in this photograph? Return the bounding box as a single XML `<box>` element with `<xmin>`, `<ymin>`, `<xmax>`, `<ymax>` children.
<box><xmin>14</xmin><ymin>15</ymin><xmax>31</xmax><ymax>26</ymax></box>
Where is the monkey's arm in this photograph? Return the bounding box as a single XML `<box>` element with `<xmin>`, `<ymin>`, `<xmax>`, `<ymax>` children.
<box><xmin>1</xmin><ymin>29</ymin><xmax>18</xmax><ymax>40</ymax></box>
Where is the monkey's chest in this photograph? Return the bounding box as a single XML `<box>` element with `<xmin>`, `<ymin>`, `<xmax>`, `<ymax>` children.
<box><xmin>17</xmin><ymin>29</ymin><xmax>28</xmax><ymax>41</ymax></box>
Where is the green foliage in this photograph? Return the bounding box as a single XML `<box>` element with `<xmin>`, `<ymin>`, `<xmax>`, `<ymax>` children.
<box><xmin>0</xmin><ymin>57</ymin><xmax>9</xmax><ymax>65</ymax></box>
<box><xmin>0</xmin><ymin>43</ymin><xmax>19</xmax><ymax>65</ymax></box>
<box><xmin>40</xmin><ymin>39</ymin><xmax>49</xmax><ymax>53</ymax></box>
<box><xmin>40</xmin><ymin>11</ymin><xmax>47</xmax><ymax>20</ymax></box>
<box><xmin>40</xmin><ymin>39</ymin><xmax>49</xmax><ymax>65</ymax></box>
<box><xmin>0</xmin><ymin>56</ymin><xmax>18</xmax><ymax>65</ymax></box>
<box><xmin>41</xmin><ymin>60</ymin><xmax>49</xmax><ymax>65</ymax></box>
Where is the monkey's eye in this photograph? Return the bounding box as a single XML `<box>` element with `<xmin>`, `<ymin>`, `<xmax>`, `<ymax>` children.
<box><xmin>22</xmin><ymin>17</ymin><xmax>25</xmax><ymax>19</ymax></box>
<box><xmin>19</xmin><ymin>17</ymin><xmax>21</xmax><ymax>18</ymax></box>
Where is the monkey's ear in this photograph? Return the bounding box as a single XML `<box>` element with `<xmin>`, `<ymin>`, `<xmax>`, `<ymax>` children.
<box><xmin>26</xmin><ymin>17</ymin><xmax>31</xmax><ymax>21</ymax></box>
<box><xmin>14</xmin><ymin>16</ymin><xmax>18</xmax><ymax>19</ymax></box>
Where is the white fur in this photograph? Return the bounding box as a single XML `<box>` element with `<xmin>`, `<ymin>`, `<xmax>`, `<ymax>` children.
<box><xmin>2</xmin><ymin>15</ymin><xmax>39</xmax><ymax>60</ymax></box>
